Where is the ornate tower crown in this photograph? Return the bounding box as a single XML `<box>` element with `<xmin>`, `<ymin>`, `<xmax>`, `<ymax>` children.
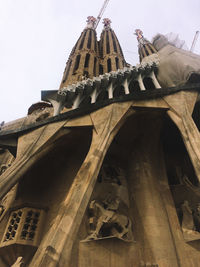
<box><xmin>86</xmin><ymin>16</ymin><xmax>97</xmax><ymax>29</ymax></box>
<box><xmin>135</xmin><ymin>29</ymin><xmax>157</xmax><ymax>62</ymax></box>
<box><xmin>103</xmin><ymin>18</ymin><xmax>112</xmax><ymax>30</ymax></box>
<box><xmin>135</xmin><ymin>29</ymin><xmax>146</xmax><ymax>45</ymax></box>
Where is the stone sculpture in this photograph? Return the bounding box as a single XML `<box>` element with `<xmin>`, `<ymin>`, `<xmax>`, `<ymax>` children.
<box><xmin>10</xmin><ymin>257</ymin><xmax>24</xmax><ymax>267</ymax></box>
<box><xmin>181</xmin><ymin>200</ymin><xmax>195</xmax><ymax>231</ymax></box>
<box><xmin>180</xmin><ymin>200</ymin><xmax>200</xmax><ymax>242</ymax></box>
<box><xmin>86</xmin><ymin>196</ymin><xmax>133</xmax><ymax>241</ymax></box>
<box><xmin>193</xmin><ymin>203</ymin><xmax>200</xmax><ymax>232</ymax></box>
<box><xmin>100</xmin><ymin>164</ymin><xmax>122</xmax><ymax>185</ymax></box>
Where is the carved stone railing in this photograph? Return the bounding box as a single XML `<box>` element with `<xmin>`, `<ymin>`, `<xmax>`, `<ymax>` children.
<box><xmin>46</xmin><ymin>58</ymin><xmax>161</xmax><ymax>116</ymax></box>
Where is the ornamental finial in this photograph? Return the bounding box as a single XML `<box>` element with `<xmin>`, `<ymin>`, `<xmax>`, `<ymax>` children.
<box><xmin>134</xmin><ymin>29</ymin><xmax>157</xmax><ymax>62</ymax></box>
<box><xmin>86</xmin><ymin>16</ymin><xmax>97</xmax><ymax>29</ymax></box>
<box><xmin>135</xmin><ymin>29</ymin><xmax>144</xmax><ymax>43</ymax></box>
<box><xmin>103</xmin><ymin>18</ymin><xmax>111</xmax><ymax>29</ymax></box>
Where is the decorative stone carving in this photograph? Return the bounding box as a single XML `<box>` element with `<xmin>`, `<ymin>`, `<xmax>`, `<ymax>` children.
<box><xmin>84</xmin><ymin>162</ymin><xmax>133</xmax><ymax>242</ymax></box>
<box><xmin>35</xmin><ymin>110</ymin><xmax>50</xmax><ymax>122</ymax></box>
<box><xmin>103</xmin><ymin>18</ymin><xmax>111</xmax><ymax>29</ymax></box>
<box><xmin>1</xmin><ymin>207</ymin><xmax>46</xmax><ymax>247</ymax></box>
<box><xmin>97</xmin><ymin>163</ymin><xmax>130</xmax><ymax>209</ymax></box>
<box><xmin>0</xmin><ymin>163</ymin><xmax>11</xmax><ymax>175</ymax></box>
<box><xmin>98</xmin><ymin>163</ymin><xmax>122</xmax><ymax>185</ymax></box>
<box><xmin>181</xmin><ymin>200</ymin><xmax>195</xmax><ymax>232</ymax></box>
<box><xmin>86</xmin><ymin>16</ymin><xmax>97</xmax><ymax>29</ymax></box>
<box><xmin>26</xmin><ymin>107</ymin><xmax>52</xmax><ymax>124</ymax></box>
<box><xmin>193</xmin><ymin>203</ymin><xmax>200</xmax><ymax>232</ymax></box>
<box><xmin>180</xmin><ymin>200</ymin><xmax>200</xmax><ymax>242</ymax></box>
<box><xmin>10</xmin><ymin>256</ymin><xmax>24</xmax><ymax>267</ymax></box>
<box><xmin>86</xmin><ymin>196</ymin><xmax>133</xmax><ymax>241</ymax></box>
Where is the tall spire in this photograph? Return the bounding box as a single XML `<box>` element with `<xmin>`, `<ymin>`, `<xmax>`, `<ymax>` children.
<box><xmin>135</xmin><ymin>29</ymin><xmax>157</xmax><ymax>62</ymax></box>
<box><xmin>99</xmin><ymin>18</ymin><xmax>126</xmax><ymax>74</ymax></box>
<box><xmin>59</xmin><ymin>16</ymin><xmax>99</xmax><ymax>89</ymax></box>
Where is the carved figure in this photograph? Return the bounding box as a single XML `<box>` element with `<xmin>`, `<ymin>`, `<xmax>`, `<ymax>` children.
<box><xmin>86</xmin><ymin>196</ymin><xmax>133</xmax><ymax>241</ymax></box>
<box><xmin>103</xmin><ymin>18</ymin><xmax>111</xmax><ymax>29</ymax></box>
<box><xmin>86</xmin><ymin>16</ymin><xmax>97</xmax><ymax>29</ymax></box>
<box><xmin>193</xmin><ymin>203</ymin><xmax>200</xmax><ymax>232</ymax></box>
<box><xmin>181</xmin><ymin>200</ymin><xmax>195</xmax><ymax>231</ymax></box>
<box><xmin>100</xmin><ymin>164</ymin><xmax>121</xmax><ymax>185</ymax></box>
<box><xmin>11</xmin><ymin>256</ymin><xmax>24</xmax><ymax>267</ymax></box>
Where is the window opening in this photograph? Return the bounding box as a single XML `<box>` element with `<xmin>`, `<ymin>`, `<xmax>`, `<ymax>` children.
<box><xmin>99</xmin><ymin>64</ymin><xmax>103</xmax><ymax>75</ymax></box>
<box><xmin>107</xmin><ymin>58</ymin><xmax>112</xmax><ymax>73</ymax></box>
<box><xmin>4</xmin><ymin>210</ymin><xmax>22</xmax><ymax>242</ymax></box>
<box><xmin>87</xmin><ymin>30</ymin><xmax>92</xmax><ymax>49</ymax></box>
<box><xmin>143</xmin><ymin>77</ymin><xmax>155</xmax><ymax>90</ymax></box>
<box><xmin>84</xmin><ymin>53</ymin><xmax>90</xmax><ymax>68</ymax></box>
<box><xmin>99</xmin><ymin>37</ymin><xmax>103</xmax><ymax>58</ymax></box>
<box><xmin>113</xmin><ymin>85</ymin><xmax>125</xmax><ymax>97</ymax></box>
<box><xmin>112</xmin><ymin>32</ymin><xmax>117</xmax><ymax>52</ymax></box>
<box><xmin>63</xmin><ymin>60</ymin><xmax>72</xmax><ymax>83</ymax></box>
<box><xmin>106</xmin><ymin>31</ymin><xmax>110</xmax><ymax>54</ymax></box>
<box><xmin>143</xmin><ymin>46</ymin><xmax>149</xmax><ymax>56</ymax></box>
<box><xmin>115</xmin><ymin>57</ymin><xmax>119</xmax><ymax>70</ymax></box>
<box><xmin>21</xmin><ymin>210</ymin><xmax>40</xmax><ymax>241</ymax></box>
<box><xmin>93</xmin><ymin>57</ymin><xmax>97</xmax><ymax>76</ymax></box>
<box><xmin>95</xmin><ymin>38</ymin><xmax>98</xmax><ymax>52</ymax></box>
<box><xmin>128</xmin><ymin>80</ymin><xmax>140</xmax><ymax>93</ymax></box>
<box><xmin>79</xmin><ymin>31</ymin><xmax>87</xmax><ymax>50</ymax></box>
<box><xmin>1</xmin><ymin>207</ymin><xmax>45</xmax><ymax>247</ymax></box>
<box><xmin>73</xmin><ymin>54</ymin><xmax>81</xmax><ymax>73</ymax></box>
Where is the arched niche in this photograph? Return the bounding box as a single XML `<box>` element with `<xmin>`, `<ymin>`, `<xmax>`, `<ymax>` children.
<box><xmin>0</xmin><ymin>126</ymin><xmax>92</xmax><ymax>266</ymax></box>
<box><xmin>77</xmin><ymin>110</ymin><xmax>172</xmax><ymax>267</ymax></box>
<box><xmin>161</xmin><ymin>115</ymin><xmax>200</xmax><ymax>242</ymax></box>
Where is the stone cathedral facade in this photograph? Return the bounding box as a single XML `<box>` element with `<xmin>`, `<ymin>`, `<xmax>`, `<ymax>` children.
<box><xmin>1</xmin><ymin>16</ymin><xmax>200</xmax><ymax>267</ymax></box>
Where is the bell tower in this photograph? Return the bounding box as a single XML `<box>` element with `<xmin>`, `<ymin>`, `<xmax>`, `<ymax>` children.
<box><xmin>135</xmin><ymin>29</ymin><xmax>157</xmax><ymax>62</ymax></box>
<box><xmin>60</xmin><ymin>16</ymin><xmax>99</xmax><ymax>89</ymax></box>
<box><xmin>99</xmin><ymin>18</ymin><xmax>126</xmax><ymax>74</ymax></box>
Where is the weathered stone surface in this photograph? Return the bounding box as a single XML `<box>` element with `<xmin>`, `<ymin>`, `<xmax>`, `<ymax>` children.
<box><xmin>2</xmin><ymin>26</ymin><xmax>200</xmax><ymax>267</ymax></box>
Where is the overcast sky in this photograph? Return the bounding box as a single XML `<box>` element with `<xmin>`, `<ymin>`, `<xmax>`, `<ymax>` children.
<box><xmin>0</xmin><ymin>0</ymin><xmax>200</xmax><ymax>123</ymax></box>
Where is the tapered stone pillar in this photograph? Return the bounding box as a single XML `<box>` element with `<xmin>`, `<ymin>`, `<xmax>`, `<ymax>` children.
<box><xmin>128</xmin><ymin>114</ymin><xmax>179</xmax><ymax>266</ymax></box>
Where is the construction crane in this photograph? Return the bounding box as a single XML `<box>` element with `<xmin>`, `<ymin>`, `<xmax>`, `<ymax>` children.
<box><xmin>190</xmin><ymin>31</ymin><xmax>199</xmax><ymax>52</ymax></box>
<box><xmin>95</xmin><ymin>0</ymin><xmax>110</xmax><ymax>29</ymax></box>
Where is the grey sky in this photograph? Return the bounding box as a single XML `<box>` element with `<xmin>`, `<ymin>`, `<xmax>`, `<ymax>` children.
<box><xmin>0</xmin><ymin>0</ymin><xmax>200</xmax><ymax>123</ymax></box>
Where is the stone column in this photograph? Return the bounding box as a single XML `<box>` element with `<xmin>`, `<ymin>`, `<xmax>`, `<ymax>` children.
<box><xmin>128</xmin><ymin>115</ymin><xmax>179</xmax><ymax>267</ymax></box>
